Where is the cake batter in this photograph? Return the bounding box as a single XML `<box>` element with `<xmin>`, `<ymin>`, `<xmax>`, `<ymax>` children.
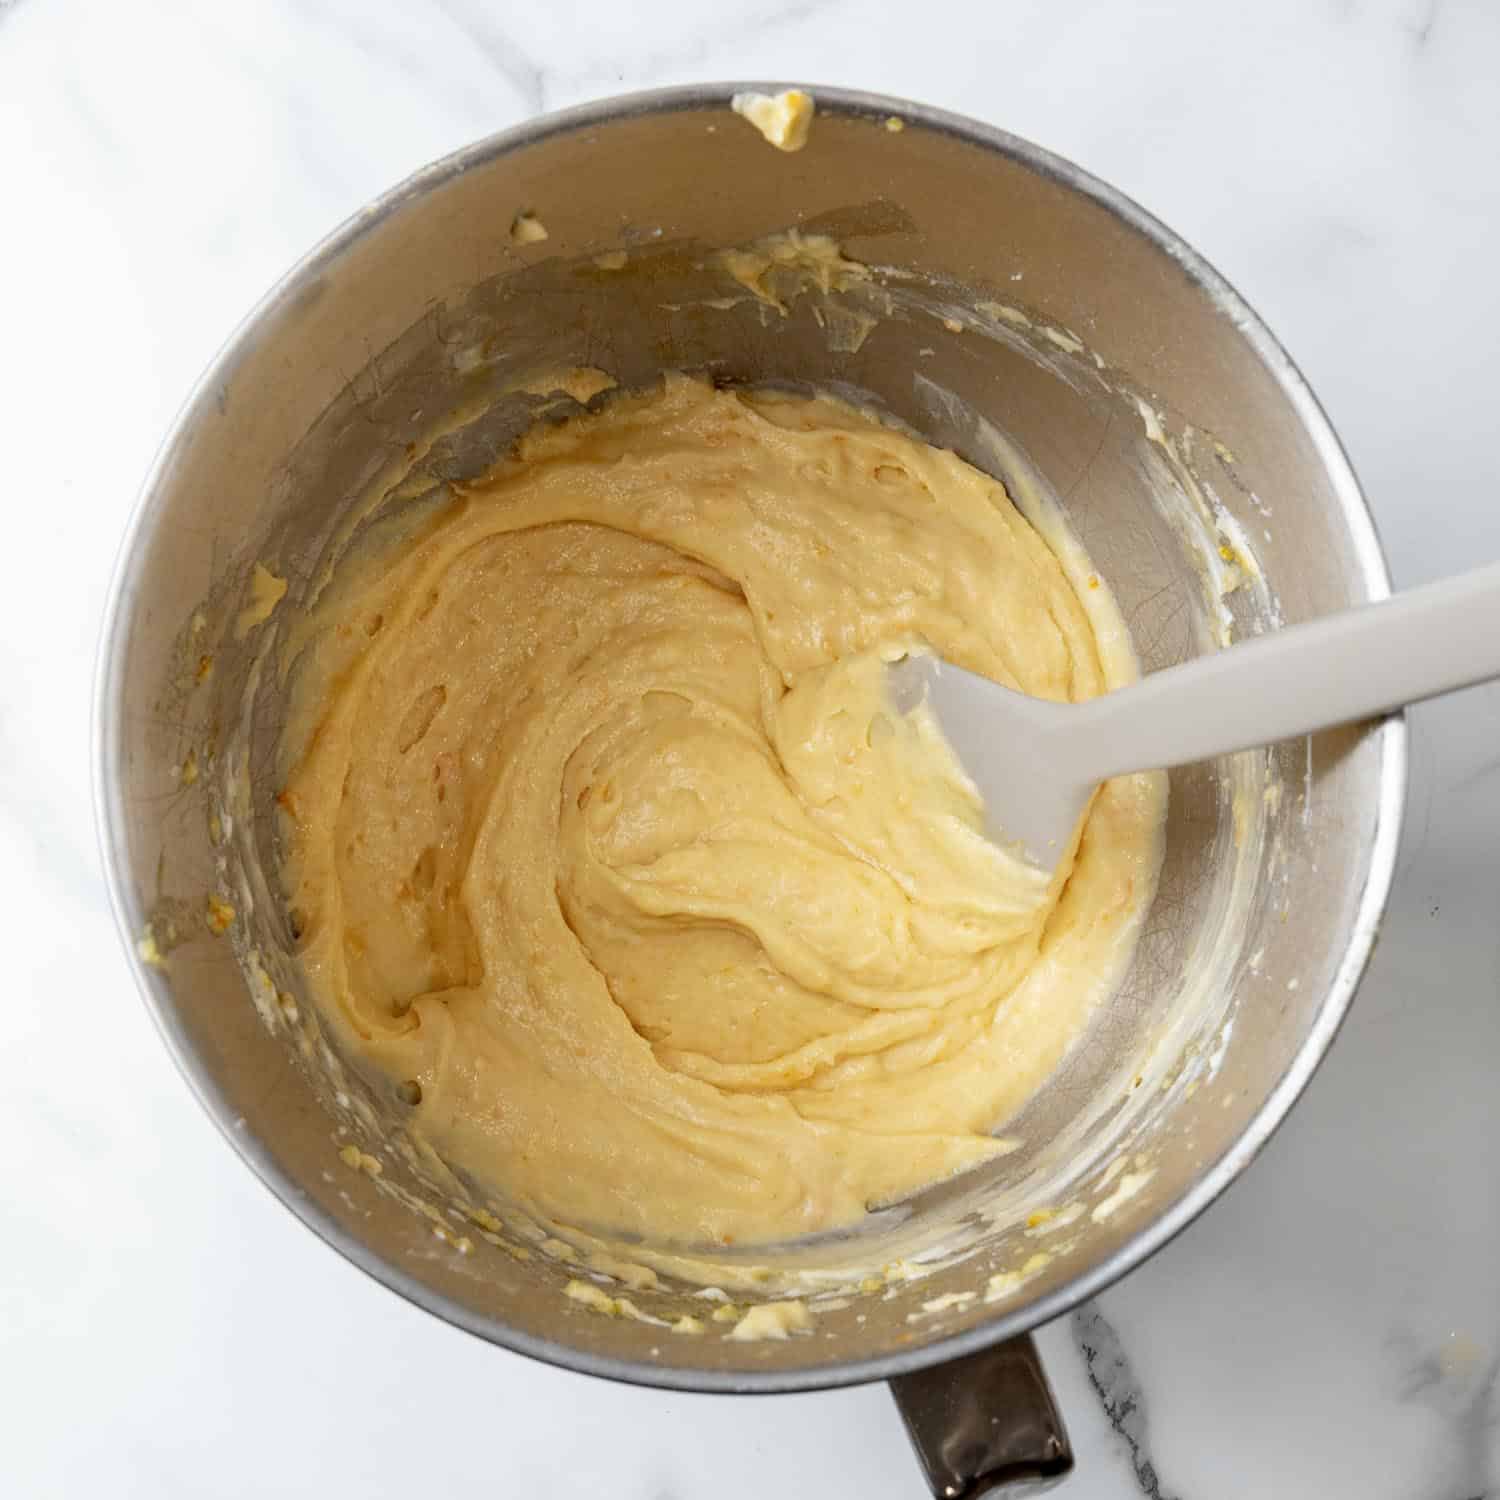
<box><xmin>278</xmin><ymin>375</ymin><xmax>1164</xmax><ymax>1248</ymax></box>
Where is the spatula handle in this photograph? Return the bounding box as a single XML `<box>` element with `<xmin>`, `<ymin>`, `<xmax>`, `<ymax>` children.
<box><xmin>1077</xmin><ymin>560</ymin><xmax>1500</xmax><ymax>779</ymax></box>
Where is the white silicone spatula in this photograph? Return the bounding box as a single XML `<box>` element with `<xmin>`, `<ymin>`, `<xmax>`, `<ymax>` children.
<box><xmin>887</xmin><ymin>560</ymin><xmax>1500</xmax><ymax>868</ymax></box>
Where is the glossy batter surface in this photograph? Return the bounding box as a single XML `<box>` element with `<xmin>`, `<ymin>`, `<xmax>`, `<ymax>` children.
<box><xmin>280</xmin><ymin>376</ymin><xmax>1164</xmax><ymax>1247</ymax></box>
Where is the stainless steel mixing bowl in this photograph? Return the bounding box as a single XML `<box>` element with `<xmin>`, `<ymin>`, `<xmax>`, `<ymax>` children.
<box><xmin>94</xmin><ymin>86</ymin><xmax>1405</xmax><ymax>1496</ymax></box>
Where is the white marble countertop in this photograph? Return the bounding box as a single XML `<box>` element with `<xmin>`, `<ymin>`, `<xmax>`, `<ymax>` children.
<box><xmin>4</xmin><ymin>0</ymin><xmax>1498</xmax><ymax>1495</ymax></box>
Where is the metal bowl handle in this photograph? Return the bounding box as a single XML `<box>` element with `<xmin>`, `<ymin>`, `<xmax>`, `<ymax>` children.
<box><xmin>889</xmin><ymin>1334</ymin><xmax>1073</xmax><ymax>1496</ymax></box>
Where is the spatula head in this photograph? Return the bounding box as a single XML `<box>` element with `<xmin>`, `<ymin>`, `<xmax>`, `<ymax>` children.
<box><xmin>885</xmin><ymin>652</ymin><xmax>1093</xmax><ymax>871</ymax></box>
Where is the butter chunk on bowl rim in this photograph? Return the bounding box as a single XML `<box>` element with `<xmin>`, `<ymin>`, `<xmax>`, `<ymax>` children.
<box><xmin>93</xmin><ymin>80</ymin><xmax>1404</xmax><ymax>1469</ymax></box>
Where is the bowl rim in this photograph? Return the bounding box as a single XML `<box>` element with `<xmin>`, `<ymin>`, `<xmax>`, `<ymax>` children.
<box><xmin>93</xmin><ymin>81</ymin><xmax>1408</xmax><ymax>1395</ymax></box>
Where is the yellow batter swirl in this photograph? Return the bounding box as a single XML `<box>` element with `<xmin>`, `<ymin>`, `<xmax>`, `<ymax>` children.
<box><xmin>280</xmin><ymin>375</ymin><xmax>1164</xmax><ymax>1248</ymax></box>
